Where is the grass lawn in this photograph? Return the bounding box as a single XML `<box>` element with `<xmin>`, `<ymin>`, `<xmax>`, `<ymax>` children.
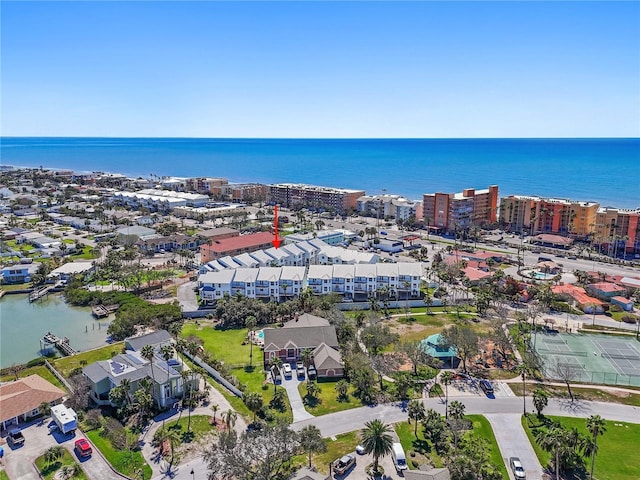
<box><xmin>394</xmin><ymin>415</ymin><xmax>508</xmax><ymax>479</ymax></box>
<box><xmin>0</xmin><ymin>364</ymin><xmax>66</xmax><ymax>390</ymax></box>
<box><xmin>53</xmin><ymin>343</ymin><xmax>124</xmax><ymax>378</ymax></box>
<box><xmin>511</xmin><ymin>382</ymin><xmax>640</xmax><ymax>407</ymax></box>
<box><xmin>182</xmin><ymin>322</ymin><xmax>251</xmax><ymax>367</ymax></box>
<box><xmin>0</xmin><ymin>283</ymin><xmax>32</xmax><ymax>291</ymax></box>
<box><xmin>298</xmin><ymin>379</ymin><xmax>364</xmax><ymax>416</ymax></box>
<box><xmin>0</xmin><ymin>469</ymin><xmax>9</xmax><ymax>480</ymax></box>
<box><xmin>307</xmin><ymin>431</ymin><xmax>358</xmax><ymax>472</ymax></box>
<box><xmin>70</xmin><ymin>245</ymin><xmax>99</xmax><ymax>260</ymax></box>
<box><xmin>35</xmin><ymin>448</ymin><xmax>88</xmax><ymax>480</ymax></box>
<box><xmin>467</xmin><ymin>415</ymin><xmax>509</xmax><ymax>480</ymax></box>
<box><xmin>86</xmin><ymin>429</ymin><xmax>152</xmax><ymax>480</ymax></box>
<box><xmin>522</xmin><ymin>415</ymin><xmax>640</xmax><ymax>480</ymax></box>
<box><xmin>162</xmin><ymin>415</ymin><xmax>216</xmax><ymax>444</ymax></box>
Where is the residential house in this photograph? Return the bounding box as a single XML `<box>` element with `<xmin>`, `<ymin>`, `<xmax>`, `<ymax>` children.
<box><xmin>48</xmin><ymin>261</ymin><xmax>95</xmax><ymax>282</ymax></box>
<box><xmin>551</xmin><ymin>285</ymin><xmax>605</xmax><ymax>313</ymax></box>
<box><xmin>307</xmin><ymin>265</ymin><xmax>334</xmax><ymax>295</ymax></box>
<box><xmin>83</xmin><ymin>330</ymin><xmax>183</xmax><ymax>408</ymax></box>
<box><xmin>610</xmin><ymin>296</ymin><xmax>634</xmax><ymax>312</ymax></box>
<box><xmin>262</xmin><ymin>314</ymin><xmax>344</xmax><ymax>377</ymax></box>
<box><xmin>585</xmin><ymin>282</ymin><xmax>627</xmax><ymax>300</ymax></box>
<box><xmin>0</xmin><ymin>374</ymin><xmax>66</xmax><ymax>430</ymax></box>
<box><xmin>279</xmin><ymin>266</ymin><xmax>306</xmax><ymax>298</ymax></box>
<box><xmin>1</xmin><ymin>263</ymin><xmax>40</xmax><ymax>284</ymax></box>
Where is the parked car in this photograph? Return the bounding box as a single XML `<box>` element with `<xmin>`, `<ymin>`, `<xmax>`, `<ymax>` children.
<box><xmin>332</xmin><ymin>454</ymin><xmax>356</xmax><ymax>475</ymax></box>
<box><xmin>355</xmin><ymin>444</ymin><xmax>365</xmax><ymax>455</ymax></box>
<box><xmin>282</xmin><ymin>363</ymin><xmax>292</xmax><ymax>378</ymax></box>
<box><xmin>509</xmin><ymin>457</ymin><xmax>526</xmax><ymax>479</ymax></box>
<box><xmin>7</xmin><ymin>428</ymin><xmax>25</xmax><ymax>446</ymax></box>
<box><xmin>307</xmin><ymin>365</ymin><xmax>317</xmax><ymax>379</ymax></box>
<box><xmin>296</xmin><ymin>361</ymin><xmax>305</xmax><ymax>378</ymax></box>
<box><xmin>479</xmin><ymin>379</ymin><xmax>494</xmax><ymax>395</ymax></box>
<box><xmin>74</xmin><ymin>438</ymin><xmax>92</xmax><ymax>457</ymax></box>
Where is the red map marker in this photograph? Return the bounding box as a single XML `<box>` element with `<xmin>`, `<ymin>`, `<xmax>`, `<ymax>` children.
<box><xmin>272</xmin><ymin>205</ymin><xmax>281</xmax><ymax>249</ymax></box>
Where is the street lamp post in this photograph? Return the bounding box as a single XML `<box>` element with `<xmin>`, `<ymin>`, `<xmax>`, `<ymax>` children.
<box><xmin>190</xmin><ymin>468</ymin><xmax>195</xmax><ymax>480</ymax></box>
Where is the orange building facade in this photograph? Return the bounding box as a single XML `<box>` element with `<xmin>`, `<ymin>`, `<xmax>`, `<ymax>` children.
<box><xmin>423</xmin><ymin>185</ymin><xmax>498</xmax><ymax>231</ymax></box>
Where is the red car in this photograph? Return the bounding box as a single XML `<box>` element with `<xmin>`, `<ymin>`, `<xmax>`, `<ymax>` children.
<box><xmin>74</xmin><ymin>438</ymin><xmax>92</xmax><ymax>457</ymax></box>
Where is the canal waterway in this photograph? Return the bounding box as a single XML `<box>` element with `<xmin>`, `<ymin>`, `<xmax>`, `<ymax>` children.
<box><xmin>0</xmin><ymin>293</ymin><xmax>112</xmax><ymax>368</ymax></box>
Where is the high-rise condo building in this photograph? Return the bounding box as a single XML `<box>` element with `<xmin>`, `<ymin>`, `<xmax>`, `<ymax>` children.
<box><xmin>423</xmin><ymin>186</ymin><xmax>498</xmax><ymax>232</ymax></box>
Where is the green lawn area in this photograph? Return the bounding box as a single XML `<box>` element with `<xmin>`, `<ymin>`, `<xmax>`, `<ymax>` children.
<box><xmin>0</xmin><ymin>469</ymin><xmax>9</xmax><ymax>480</ymax></box>
<box><xmin>70</xmin><ymin>245</ymin><xmax>99</xmax><ymax>260</ymax></box>
<box><xmin>86</xmin><ymin>429</ymin><xmax>152</xmax><ymax>480</ymax></box>
<box><xmin>53</xmin><ymin>342</ymin><xmax>124</xmax><ymax>378</ymax></box>
<box><xmin>0</xmin><ymin>364</ymin><xmax>66</xmax><ymax>390</ymax></box>
<box><xmin>522</xmin><ymin>415</ymin><xmax>640</xmax><ymax>480</ymax></box>
<box><xmin>0</xmin><ymin>283</ymin><xmax>32</xmax><ymax>291</ymax></box>
<box><xmin>162</xmin><ymin>415</ymin><xmax>216</xmax><ymax>444</ymax></box>
<box><xmin>306</xmin><ymin>431</ymin><xmax>358</xmax><ymax>472</ymax></box>
<box><xmin>182</xmin><ymin>323</ymin><xmax>251</xmax><ymax>366</ymax></box>
<box><xmin>394</xmin><ymin>415</ymin><xmax>508</xmax><ymax>479</ymax></box>
<box><xmin>298</xmin><ymin>379</ymin><xmax>364</xmax><ymax>416</ymax></box>
<box><xmin>35</xmin><ymin>448</ymin><xmax>88</xmax><ymax>480</ymax></box>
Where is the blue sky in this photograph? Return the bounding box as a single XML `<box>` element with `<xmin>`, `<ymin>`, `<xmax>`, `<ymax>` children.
<box><xmin>2</xmin><ymin>1</ymin><xmax>639</xmax><ymax>138</ymax></box>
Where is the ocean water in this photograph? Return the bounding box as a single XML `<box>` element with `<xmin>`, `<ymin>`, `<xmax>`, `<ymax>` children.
<box><xmin>1</xmin><ymin>137</ymin><xmax>638</xmax><ymax>208</ymax></box>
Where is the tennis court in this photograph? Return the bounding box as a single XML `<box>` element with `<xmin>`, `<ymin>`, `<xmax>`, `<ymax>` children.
<box><xmin>533</xmin><ymin>331</ymin><xmax>640</xmax><ymax>387</ymax></box>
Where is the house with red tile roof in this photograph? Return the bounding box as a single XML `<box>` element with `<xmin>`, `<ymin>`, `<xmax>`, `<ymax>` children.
<box><xmin>552</xmin><ymin>285</ymin><xmax>604</xmax><ymax>313</ymax></box>
<box><xmin>200</xmin><ymin>231</ymin><xmax>274</xmax><ymax>262</ymax></box>
<box><xmin>0</xmin><ymin>374</ymin><xmax>66</xmax><ymax>430</ymax></box>
<box><xmin>610</xmin><ymin>296</ymin><xmax>634</xmax><ymax>312</ymax></box>
<box><xmin>585</xmin><ymin>282</ymin><xmax>626</xmax><ymax>300</ymax></box>
<box><xmin>462</xmin><ymin>266</ymin><xmax>492</xmax><ymax>285</ymax></box>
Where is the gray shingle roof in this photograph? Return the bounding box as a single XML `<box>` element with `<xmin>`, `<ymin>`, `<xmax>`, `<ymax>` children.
<box><xmin>125</xmin><ymin>329</ymin><xmax>173</xmax><ymax>352</ymax></box>
<box><xmin>312</xmin><ymin>344</ymin><xmax>343</xmax><ymax>370</ymax></box>
<box><xmin>263</xmin><ymin>325</ymin><xmax>338</xmax><ymax>352</ymax></box>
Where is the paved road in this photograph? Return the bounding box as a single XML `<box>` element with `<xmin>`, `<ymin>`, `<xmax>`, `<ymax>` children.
<box><xmin>177</xmin><ymin>281</ymin><xmax>199</xmax><ymax>312</ymax></box>
<box><xmin>487</xmin><ymin>414</ymin><xmax>543</xmax><ymax>480</ymax></box>
<box><xmin>291</xmin><ymin>396</ymin><xmax>640</xmax><ymax>438</ymax></box>
<box><xmin>3</xmin><ymin>420</ymin><xmax>115</xmax><ymax>480</ymax></box>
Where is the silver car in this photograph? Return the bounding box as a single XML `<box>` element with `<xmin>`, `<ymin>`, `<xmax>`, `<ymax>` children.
<box><xmin>509</xmin><ymin>457</ymin><xmax>526</xmax><ymax>479</ymax></box>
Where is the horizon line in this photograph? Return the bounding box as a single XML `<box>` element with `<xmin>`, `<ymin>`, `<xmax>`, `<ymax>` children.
<box><xmin>2</xmin><ymin>136</ymin><xmax>639</xmax><ymax>140</ymax></box>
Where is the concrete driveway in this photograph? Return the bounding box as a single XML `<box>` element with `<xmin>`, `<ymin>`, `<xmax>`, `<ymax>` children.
<box><xmin>280</xmin><ymin>365</ymin><xmax>315</xmax><ymax>422</ymax></box>
<box><xmin>2</xmin><ymin>419</ymin><xmax>115</xmax><ymax>480</ymax></box>
<box><xmin>177</xmin><ymin>281</ymin><xmax>199</xmax><ymax>312</ymax></box>
<box><xmin>486</xmin><ymin>414</ymin><xmax>544</xmax><ymax>480</ymax></box>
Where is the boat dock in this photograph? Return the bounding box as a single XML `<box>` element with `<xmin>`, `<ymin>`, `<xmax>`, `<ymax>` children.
<box><xmin>91</xmin><ymin>304</ymin><xmax>120</xmax><ymax>318</ymax></box>
<box><xmin>40</xmin><ymin>332</ymin><xmax>78</xmax><ymax>356</ymax></box>
<box><xmin>29</xmin><ymin>285</ymin><xmax>54</xmax><ymax>302</ymax></box>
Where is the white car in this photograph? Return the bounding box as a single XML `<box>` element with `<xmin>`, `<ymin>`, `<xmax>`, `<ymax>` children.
<box><xmin>282</xmin><ymin>363</ymin><xmax>292</xmax><ymax>378</ymax></box>
<box><xmin>509</xmin><ymin>457</ymin><xmax>526</xmax><ymax>479</ymax></box>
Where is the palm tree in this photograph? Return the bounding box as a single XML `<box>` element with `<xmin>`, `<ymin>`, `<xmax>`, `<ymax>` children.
<box><xmin>407</xmin><ymin>399</ymin><xmax>426</xmax><ymax>437</ymax></box>
<box><xmin>59</xmin><ymin>463</ymin><xmax>82</xmax><ymax>480</ymax></box>
<box><xmin>305</xmin><ymin>381</ymin><xmax>320</xmax><ymax>401</ymax></box>
<box><xmin>535</xmin><ymin>423</ymin><xmax>569</xmax><ymax>480</ymax></box>
<box><xmin>269</xmin><ymin>356</ymin><xmax>283</xmax><ymax>393</ymax></box>
<box><xmin>299</xmin><ymin>425</ymin><xmax>327</xmax><ymax>468</ymax></box>
<box><xmin>243</xmin><ymin>392</ymin><xmax>263</xmax><ymax>423</ymax></box>
<box><xmin>586</xmin><ymin>415</ymin><xmax>607</xmax><ymax>480</ymax></box>
<box><xmin>140</xmin><ymin>344</ymin><xmax>157</xmax><ymax>402</ymax></box>
<box><xmin>533</xmin><ymin>388</ymin><xmax>549</xmax><ymax>417</ymax></box>
<box><xmin>222</xmin><ymin>408</ymin><xmax>237</xmax><ymax>431</ymax></box>
<box><xmin>175</xmin><ymin>338</ymin><xmax>187</xmax><ymax>369</ymax></box>
<box><xmin>39</xmin><ymin>401</ymin><xmax>52</xmax><ymax>418</ymax></box>
<box><xmin>210</xmin><ymin>403</ymin><xmax>219</xmax><ymax>425</ymax></box>
<box><xmin>246</xmin><ymin>316</ymin><xmax>257</xmax><ymax>367</ymax></box>
<box><xmin>448</xmin><ymin>400</ymin><xmax>465</xmax><ymax>420</ymax></box>
<box><xmin>300</xmin><ymin>348</ymin><xmax>314</xmax><ymax>375</ymax></box>
<box><xmin>44</xmin><ymin>446</ymin><xmax>64</xmax><ymax>466</ymax></box>
<box><xmin>440</xmin><ymin>371</ymin><xmax>454</xmax><ymax>419</ymax></box>
<box><xmin>360</xmin><ymin>419</ymin><xmax>394</xmax><ymax>473</ymax></box>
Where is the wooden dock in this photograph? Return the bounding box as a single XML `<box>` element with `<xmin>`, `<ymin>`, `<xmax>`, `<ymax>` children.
<box><xmin>40</xmin><ymin>332</ymin><xmax>77</xmax><ymax>356</ymax></box>
<box><xmin>29</xmin><ymin>285</ymin><xmax>54</xmax><ymax>303</ymax></box>
<box><xmin>91</xmin><ymin>304</ymin><xmax>120</xmax><ymax>318</ymax></box>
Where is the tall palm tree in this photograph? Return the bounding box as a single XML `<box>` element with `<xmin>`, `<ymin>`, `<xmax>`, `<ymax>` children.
<box><xmin>269</xmin><ymin>356</ymin><xmax>283</xmax><ymax>393</ymax></box>
<box><xmin>586</xmin><ymin>415</ymin><xmax>607</xmax><ymax>480</ymax></box>
<box><xmin>535</xmin><ymin>423</ymin><xmax>569</xmax><ymax>480</ymax></box>
<box><xmin>140</xmin><ymin>344</ymin><xmax>157</xmax><ymax>403</ymax></box>
<box><xmin>299</xmin><ymin>425</ymin><xmax>327</xmax><ymax>468</ymax></box>
<box><xmin>222</xmin><ymin>408</ymin><xmax>237</xmax><ymax>431</ymax></box>
<box><xmin>210</xmin><ymin>404</ymin><xmax>219</xmax><ymax>425</ymax></box>
<box><xmin>44</xmin><ymin>446</ymin><xmax>64</xmax><ymax>466</ymax></box>
<box><xmin>243</xmin><ymin>392</ymin><xmax>263</xmax><ymax>423</ymax></box>
<box><xmin>39</xmin><ymin>401</ymin><xmax>52</xmax><ymax>418</ymax></box>
<box><xmin>246</xmin><ymin>316</ymin><xmax>257</xmax><ymax>368</ymax></box>
<box><xmin>440</xmin><ymin>371</ymin><xmax>454</xmax><ymax>419</ymax></box>
<box><xmin>360</xmin><ymin>419</ymin><xmax>394</xmax><ymax>473</ymax></box>
<box><xmin>407</xmin><ymin>399</ymin><xmax>426</xmax><ymax>437</ymax></box>
<box><xmin>448</xmin><ymin>400</ymin><xmax>465</xmax><ymax>420</ymax></box>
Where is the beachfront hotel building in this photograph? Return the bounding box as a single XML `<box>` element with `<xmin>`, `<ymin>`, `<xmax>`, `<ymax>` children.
<box><xmin>499</xmin><ymin>195</ymin><xmax>599</xmax><ymax>236</ymax></box>
<box><xmin>356</xmin><ymin>194</ymin><xmax>422</xmax><ymax>221</ymax></box>
<box><xmin>594</xmin><ymin>207</ymin><xmax>640</xmax><ymax>255</ymax></box>
<box><xmin>268</xmin><ymin>183</ymin><xmax>365</xmax><ymax>214</ymax></box>
<box><xmin>422</xmin><ymin>186</ymin><xmax>498</xmax><ymax>232</ymax></box>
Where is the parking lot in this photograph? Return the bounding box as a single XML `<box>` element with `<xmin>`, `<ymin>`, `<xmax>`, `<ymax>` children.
<box><xmin>2</xmin><ymin>419</ymin><xmax>114</xmax><ymax>480</ymax></box>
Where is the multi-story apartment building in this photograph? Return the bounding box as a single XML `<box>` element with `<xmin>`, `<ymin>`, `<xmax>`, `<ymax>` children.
<box><xmin>423</xmin><ymin>186</ymin><xmax>498</xmax><ymax>231</ymax></box>
<box><xmin>185</xmin><ymin>177</ymin><xmax>228</xmax><ymax>194</ymax></box>
<box><xmin>199</xmin><ymin>231</ymin><xmax>274</xmax><ymax>263</ymax></box>
<box><xmin>356</xmin><ymin>194</ymin><xmax>422</xmax><ymax>221</ymax></box>
<box><xmin>268</xmin><ymin>183</ymin><xmax>365</xmax><ymax>214</ymax></box>
<box><xmin>198</xmin><ymin>262</ymin><xmax>423</xmax><ymax>304</ymax></box>
<box><xmin>499</xmin><ymin>195</ymin><xmax>599</xmax><ymax>236</ymax></box>
<box><xmin>594</xmin><ymin>207</ymin><xmax>640</xmax><ymax>255</ymax></box>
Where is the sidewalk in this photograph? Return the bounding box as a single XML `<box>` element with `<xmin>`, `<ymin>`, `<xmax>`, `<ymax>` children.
<box><xmin>139</xmin><ymin>378</ymin><xmax>246</xmax><ymax>479</ymax></box>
